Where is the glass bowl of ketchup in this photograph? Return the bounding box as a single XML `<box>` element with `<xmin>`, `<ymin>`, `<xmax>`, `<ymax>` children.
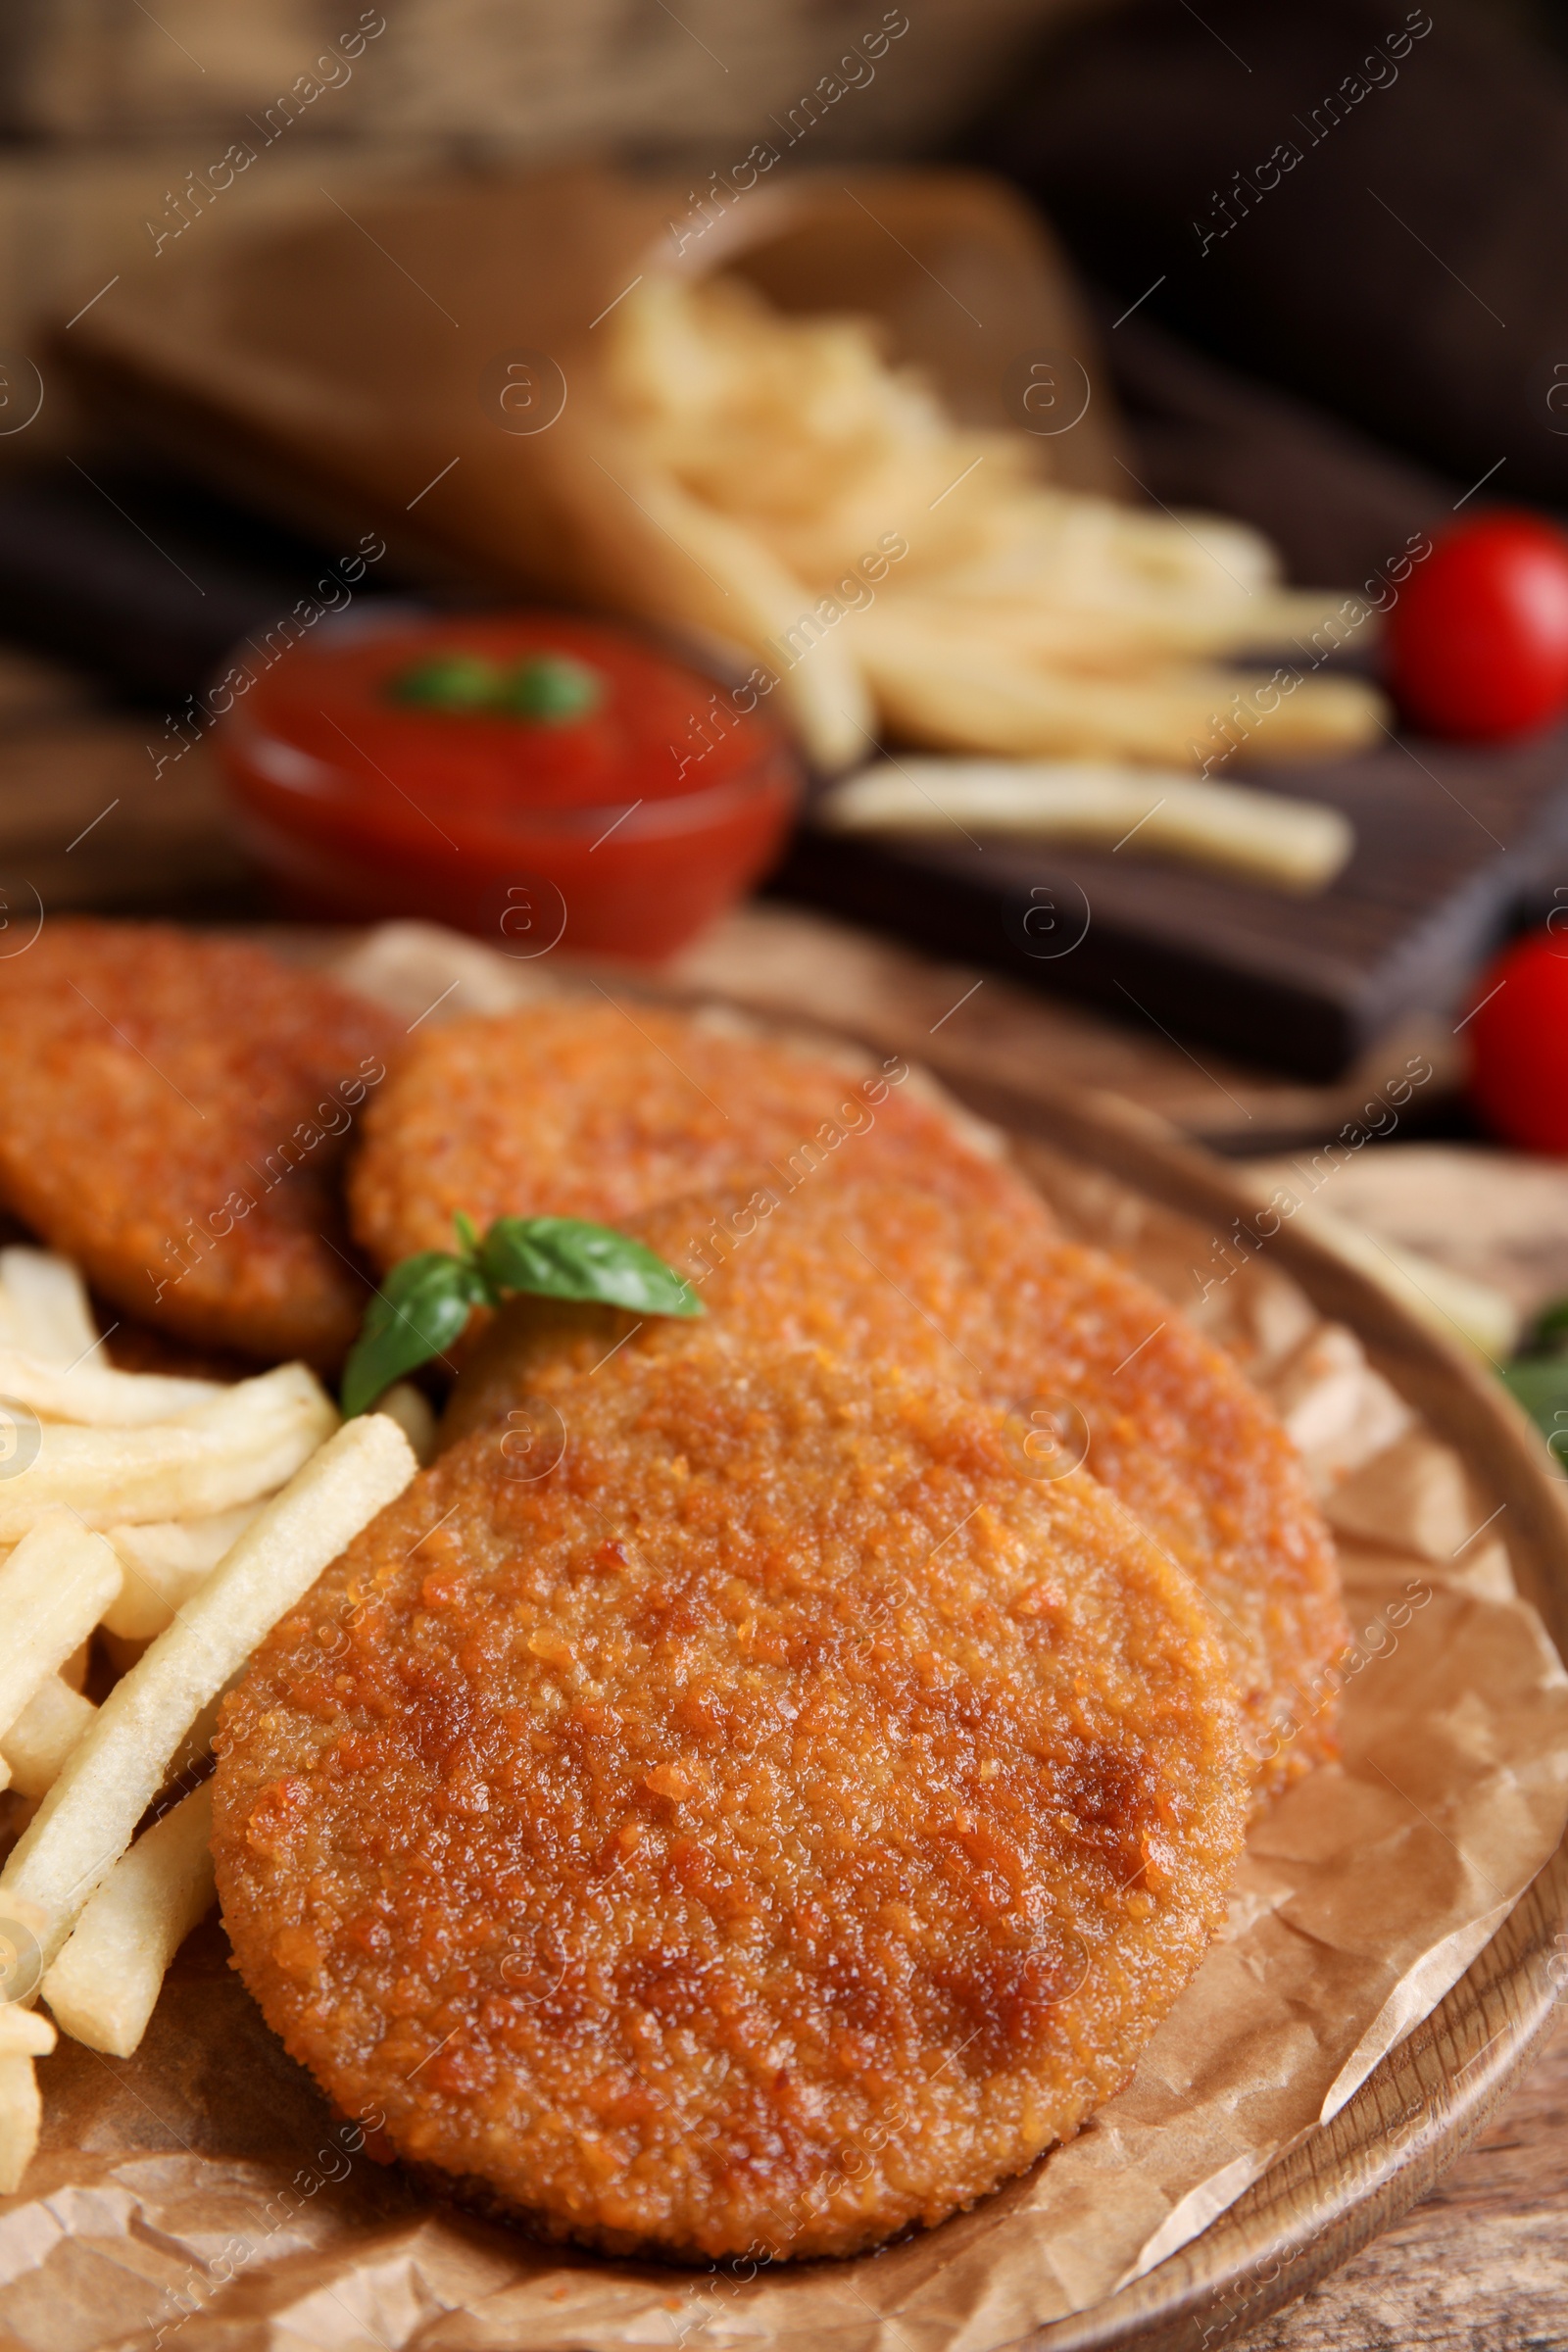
<box><xmin>213</xmin><ymin>608</ymin><xmax>802</xmax><ymax>961</ymax></box>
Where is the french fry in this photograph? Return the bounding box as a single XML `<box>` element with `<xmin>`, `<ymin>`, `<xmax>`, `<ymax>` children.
<box><xmin>613</xmin><ymin>279</ymin><xmax>936</xmax><ymax>517</ymax></box>
<box><xmin>0</xmin><ymin>1249</ymin><xmax>99</xmax><ymax>1366</ymax></box>
<box><xmin>43</xmin><ymin>1783</ymin><xmax>215</xmax><ymax>2057</ymax></box>
<box><xmin>0</xmin><ymin>1412</ymin><xmax>416</xmax><ymax>1971</ymax></box>
<box><xmin>0</xmin><ymin>1350</ymin><xmax>222</xmax><ymax>1427</ymax></box>
<box><xmin>853</xmin><ymin>617</ymin><xmax>1385</xmax><ymax>766</ymax></box>
<box><xmin>0</xmin><ymin>2056</ymin><xmax>42</xmax><ymax>2195</ymax></box>
<box><xmin>0</xmin><ymin>1361</ymin><xmax>336</xmax><ymax>1542</ymax></box>
<box><xmin>0</xmin><ymin>2009</ymin><xmax>55</xmax><ymax>2056</ymax></box>
<box><xmin>937</xmin><ymin>487</ymin><xmax>1286</xmax><ymax>605</ymax></box>
<box><xmin>606</xmin><ymin>275</ymin><xmax>1387</xmax><ymax>773</ymax></box>
<box><xmin>0</xmin><ymin>1676</ymin><xmax>96</xmax><ymax>1798</ymax></box>
<box><xmin>0</xmin><ymin>1511</ymin><xmax>122</xmax><ymax>1750</ymax></box>
<box><xmin>821</xmin><ymin>760</ymin><xmax>1354</xmax><ymax>894</ymax></box>
<box><xmin>621</xmin><ymin>468</ymin><xmax>875</xmax><ymax>772</ymax></box>
<box><xmin>0</xmin><ymin>1937</ymin><xmax>50</xmax><ymax>2194</ymax></box>
<box><xmin>610</xmin><ymin>278</ymin><xmax>1030</xmax><ymax>585</ymax></box>
<box><xmin>855</xmin><ymin>586</ymin><xmax>1173</xmax><ymax>674</ymax></box>
<box><xmin>1219</xmin><ymin>673</ymin><xmax>1391</xmax><ymax>760</ymax></box>
<box><xmin>375</xmin><ymin>1382</ymin><xmax>437</xmax><ymax>1467</ymax></box>
<box><xmin>867</xmin><ymin>578</ymin><xmax>1370</xmax><ymax>668</ymax></box>
<box><xmin>103</xmin><ymin>1501</ymin><xmax>267</xmax><ymax>1640</ymax></box>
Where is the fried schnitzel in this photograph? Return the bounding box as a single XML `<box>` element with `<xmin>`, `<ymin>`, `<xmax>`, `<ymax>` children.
<box><xmin>447</xmin><ymin>1175</ymin><xmax>1346</xmax><ymax>1796</ymax></box>
<box><xmin>215</xmin><ymin>1344</ymin><xmax>1246</xmax><ymax>2260</ymax></box>
<box><xmin>347</xmin><ymin>997</ymin><xmax>1032</xmax><ymax>1274</ymax></box>
<box><xmin>0</xmin><ymin>922</ymin><xmax>393</xmax><ymax>1366</ymax></box>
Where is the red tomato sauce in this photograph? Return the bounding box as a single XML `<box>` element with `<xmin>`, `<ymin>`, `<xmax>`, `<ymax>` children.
<box><xmin>215</xmin><ymin>612</ymin><xmax>800</xmax><ymax>959</ymax></box>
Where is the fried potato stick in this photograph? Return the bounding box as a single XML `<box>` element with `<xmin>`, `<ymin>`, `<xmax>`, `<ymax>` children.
<box><xmin>43</xmin><ymin>1783</ymin><xmax>216</xmax><ymax>2057</ymax></box>
<box><xmin>0</xmin><ymin>2053</ymin><xmax>46</xmax><ymax>2195</ymax></box>
<box><xmin>0</xmin><ymin>1676</ymin><xmax>96</xmax><ymax>1798</ymax></box>
<box><xmin>821</xmin><ymin>760</ymin><xmax>1354</xmax><ymax>893</ymax></box>
<box><xmin>0</xmin><ymin>1412</ymin><xmax>416</xmax><ymax>1972</ymax></box>
<box><xmin>0</xmin><ymin>2009</ymin><xmax>55</xmax><ymax>2056</ymax></box>
<box><xmin>0</xmin><ymin>1511</ymin><xmax>122</xmax><ymax>1758</ymax></box>
<box><xmin>855</xmin><ymin>613</ymin><xmax>1384</xmax><ymax>766</ymax></box>
<box><xmin>103</xmin><ymin>1502</ymin><xmax>267</xmax><ymax>1640</ymax></box>
<box><xmin>0</xmin><ymin>1998</ymin><xmax>52</xmax><ymax>2194</ymax></box>
<box><xmin>621</xmin><ymin>467</ymin><xmax>875</xmax><ymax>771</ymax></box>
<box><xmin>0</xmin><ymin>1362</ymin><xmax>335</xmax><ymax>1542</ymax></box>
<box><xmin>0</xmin><ymin>1350</ymin><xmax>222</xmax><ymax>1426</ymax></box>
<box><xmin>0</xmin><ymin>1248</ymin><xmax>99</xmax><ymax>1365</ymax></box>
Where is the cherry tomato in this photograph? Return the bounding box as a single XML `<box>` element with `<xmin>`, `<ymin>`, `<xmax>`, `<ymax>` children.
<box><xmin>1466</xmin><ymin>929</ymin><xmax>1568</xmax><ymax>1152</ymax></box>
<box><xmin>1385</xmin><ymin>513</ymin><xmax>1568</xmax><ymax>739</ymax></box>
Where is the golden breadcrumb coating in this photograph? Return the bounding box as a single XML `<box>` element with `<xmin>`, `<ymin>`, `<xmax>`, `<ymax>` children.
<box><xmin>0</xmin><ymin>920</ymin><xmax>393</xmax><ymax>1366</ymax></box>
<box><xmin>347</xmin><ymin>997</ymin><xmax>1033</xmax><ymax>1271</ymax></box>
<box><xmin>448</xmin><ymin>1174</ymin><xmax>1347</xmax><ymax>1797</ymax></box>
<box><xmin>215</xmin><ymin>1345</ymin><xmax>1246</xmax><ymax>2262</ymax></box>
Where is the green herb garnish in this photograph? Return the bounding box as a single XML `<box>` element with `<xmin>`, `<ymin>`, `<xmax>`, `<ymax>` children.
<box><xmin>386</xmin><ymin>651</ymin><xmax>603</xmax><ymax>724</ymax></box>
<box><xmin>1500</xmin><ymin>1293</ymin><xmax>1568</xmax><ymax>1465</ymax></box>
<box><xmin>390</xmin><ymin>653</ymin><xmax>506</xmax><ymax>711</ymax></box>
<box><xmin>342</xmin><ymin>1212</ymin><xmax>703</xmax><ymax>1417</ymax></box>
<box><xmin>496</xmin><ymin>654</ymin><xmax>602</xmax><ymax>723</ymax></box>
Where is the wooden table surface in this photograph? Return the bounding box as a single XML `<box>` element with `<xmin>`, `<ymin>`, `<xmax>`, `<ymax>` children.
<box><xmin>1253</xmin><ymin>2011</ymin><xmax>1568</xmax><ymax>2348</ymax></box>
<box><xmin>4</xmin><ymin>644</ymin><xmax>1566</xmax><ymax>2348</ymax></box>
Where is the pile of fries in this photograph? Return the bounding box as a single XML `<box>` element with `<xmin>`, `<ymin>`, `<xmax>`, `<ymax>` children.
<box><xmin>605</xmin><ymin>276</ymin><xmax>1385</xmax><ymax>780</ymax></box>
<box><xmin>0</xmin><ymin>1249</ymin><xmax>418</xmax><ymax>2189</ymax></box>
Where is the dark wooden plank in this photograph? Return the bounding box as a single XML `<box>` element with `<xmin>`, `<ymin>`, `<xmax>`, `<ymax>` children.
<box><xmin>665</xmin><ymin>901</ymin><xmax>1459</xmax><ymax>1152</ymax></box>
<box><xmin>781</xmin><ymin>720</ymin><xmax>1568</xmax><ymax>1081</ymax></box>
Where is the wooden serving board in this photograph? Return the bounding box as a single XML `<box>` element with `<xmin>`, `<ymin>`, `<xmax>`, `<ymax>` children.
<box><xmin>781</xmin><ymin>723</ymin><xmax>1568</xmax><ymax>1082</ymax></box>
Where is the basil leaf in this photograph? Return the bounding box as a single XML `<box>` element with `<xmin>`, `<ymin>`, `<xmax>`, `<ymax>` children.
<box><xmin>341</xmin><ymin>1251</ymin><xmax>491</xmax><ymax>1418</ymax></box>
<box><xmin>1501</xmin><ymin>1354</ymin><xmax>1568</xmax><ymax>1461</ymax></box>
<box><xmin>342</xmin><ymin>1214</ymin><xmax>702</xmax><ymax>1419</ymax></box>
<box><xmin>388</xmin><ymin>653</ymin><xmax>505</xmax><ymax>712</ymax></box>
<box><xmin>498</xmin><ymin>655</ymin><xmax>603</xmax><ymax>724</ymax></box>
<box><xmin>479</xmin><ymin>1216</ymin><xmax>704</xmax><ymax>1318</ymax></box>
<box><xmin>1525</xmin><ymin>1295</ymin><xmax>1568</xmax><ymax>1355</ymax></box>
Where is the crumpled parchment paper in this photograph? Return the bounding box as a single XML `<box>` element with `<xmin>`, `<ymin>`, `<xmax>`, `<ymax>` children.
<box><xmin>2</xmin><ymin>922</ymin><xmax>1564</xmax><ymax>2352</ymax></box>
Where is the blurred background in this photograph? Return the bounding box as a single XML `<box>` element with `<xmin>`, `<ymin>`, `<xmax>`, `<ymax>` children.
<box><xmin>7</xmin><ymin>0</ymin><xmax>1568</xmax><ymax>1270</ymax></box>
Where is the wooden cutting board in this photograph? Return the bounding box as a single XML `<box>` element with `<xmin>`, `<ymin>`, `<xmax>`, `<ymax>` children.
<box><xmin>782</xmin><ymin>721</ymin><xmax>1568</xmax><ymax>1080</ymax></box>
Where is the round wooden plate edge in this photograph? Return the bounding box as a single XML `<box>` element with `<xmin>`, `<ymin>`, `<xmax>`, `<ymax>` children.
<box><xmin>986</xmin><ymin>1106</ymin><xmax>1568</xmax><ymax>2350</ymax></box>
<box><xmin>1017</xmin><ymin>1848</ymin><xmax>1568</xmax><ymax>2351</ymax></box>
